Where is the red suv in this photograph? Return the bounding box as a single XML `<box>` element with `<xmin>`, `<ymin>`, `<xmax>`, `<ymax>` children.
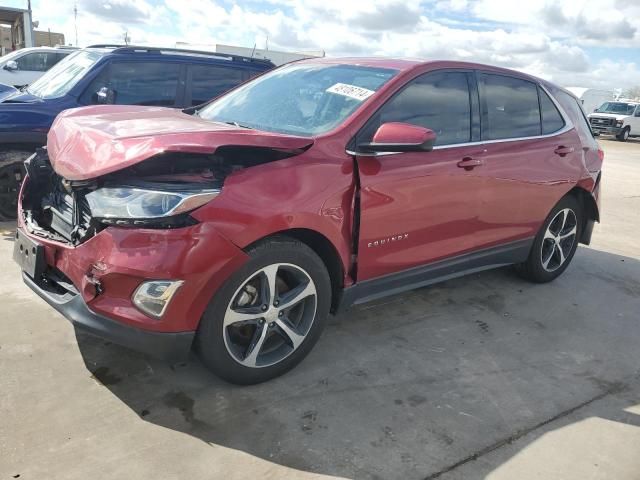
<box><xmin>14</xmin><ymin>59</ymin><xmax>602</xmax><ymax>384</ymax></box>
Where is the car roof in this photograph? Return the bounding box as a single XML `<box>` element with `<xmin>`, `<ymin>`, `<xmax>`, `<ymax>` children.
<box><xmin>295</xmin><ymin>57</ymin><xmax>556</xmax><ymax>85</ymax></box>
<box><xmin>84</xmin><ymin>44</ymin><xmax>274</xmax><ymax>68</ymax></box>
<box><xmin>6</xmin><ymin>46</ymin><xmax>76</xmax><ymax>53</ymax></box>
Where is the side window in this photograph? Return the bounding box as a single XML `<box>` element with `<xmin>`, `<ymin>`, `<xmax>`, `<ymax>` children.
<box><xmin>189</xmin><ymin>64</ymin><xmax>244</xmax><ymax>106</ymax></box>
<box><xmin>15</xmin><ymin>52</ymin><xmax>49</xmax><ymax>72</ymax></box>
<box><xmin>360</xmin><ymin>71</ymin><xmax>472</xmax><ymax>146</ymax></box>
<box><xmin>480</xmin><ymin>74</ymin><xmax>541</xmax><ymax>140</ymax></box>
<box><xmin>554</xmin><ymin>90</ymin><xmax>594</xmax><ymax>142</ymax></box>
<box><xmin>82</xmin><ymin>62</ymin><xmax>180</xmax><ymax>106</ymax></box>
<box><xmin>635</xmin><ymin>106</ymin><xmax>640</xmax><ymax>117</ymax></box>
<box><xmin>538</xmin><ymin>87</ymin><xmax>565</xmax><ymax>134</ymax></box>
<box><xmin>51</xmin><ymin>53</ymin><xmax>69</xmax><ymax>67</ymax></box>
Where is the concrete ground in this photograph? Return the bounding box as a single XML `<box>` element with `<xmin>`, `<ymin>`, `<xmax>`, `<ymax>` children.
<box><xmin>1</xmin><ymin>138</ymin><xmax>639</xmax><ymax>480</ymax></box>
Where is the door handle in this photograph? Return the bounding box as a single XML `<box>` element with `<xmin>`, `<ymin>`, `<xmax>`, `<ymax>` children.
<box><xmin>554</xmin><ymin>146</ymin><xmax>575</xmax><ymax>157</ymax></box>
<box><xmin>457</xmin><ymin>157</ymin><xmax>484</xmax><ymax>170</ymax></box>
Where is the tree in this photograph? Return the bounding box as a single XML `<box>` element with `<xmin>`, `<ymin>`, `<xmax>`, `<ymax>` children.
<box><xmin>624</xmin><ymin>85</ymin><xmax>640</xmax><ymax>100</ymax></box>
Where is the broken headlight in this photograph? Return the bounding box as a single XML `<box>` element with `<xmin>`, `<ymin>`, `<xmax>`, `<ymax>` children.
<box><xmin>85</xmin><ymin>186</ymin><xmax>219</xmax><ymax>224</ymax></box>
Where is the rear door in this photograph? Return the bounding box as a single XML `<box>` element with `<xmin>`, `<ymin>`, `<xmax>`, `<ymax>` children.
<box><xmin>471</xmin><ymin>72</ymin><xmax>581</xmax><ymax>247</ymax></box>
<box><xmin>185</xmin><ymin>63</ymin><xmax>246</xmax><ymax>106</ymax></box>
<box><xmin>354</xmin><ymin>69</ymin><xmax>487</xmax><ymax>280</ymax></box>
<box><xmin>631</xmin><ymin>105</ymin><xmax>640</xmax><ymax>134</ymax></box>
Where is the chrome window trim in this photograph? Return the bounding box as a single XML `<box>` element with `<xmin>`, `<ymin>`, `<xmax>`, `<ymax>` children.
<box><xmin>346</xmin><ymin>80</ymin><xmax>574</xmax><ymax>156</ymax></box>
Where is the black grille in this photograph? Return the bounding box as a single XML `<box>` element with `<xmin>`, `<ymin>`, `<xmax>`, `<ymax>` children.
<box><xmin>589</xmin><ymin>117</ymin><xmax>614</xmax><ymax>127</ymax></box>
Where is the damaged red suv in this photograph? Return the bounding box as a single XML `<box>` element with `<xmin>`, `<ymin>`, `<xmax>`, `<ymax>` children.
<box><xmin>14</xmin><ymin>58</ymin><xmax>602</xmax><ymax>384</ymax></box>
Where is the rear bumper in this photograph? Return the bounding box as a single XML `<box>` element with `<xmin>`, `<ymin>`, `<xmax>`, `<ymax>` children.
<box><xmin>23</xmin><ymin>271</ymin><xmax>195</xmax><ymax>362</ymax></box>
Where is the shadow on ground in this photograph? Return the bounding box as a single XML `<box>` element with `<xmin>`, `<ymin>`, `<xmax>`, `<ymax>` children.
<box><xmin>74</xmin><ymin>246</ymin><xmax>640</xmax><ymax>479</ymax></box>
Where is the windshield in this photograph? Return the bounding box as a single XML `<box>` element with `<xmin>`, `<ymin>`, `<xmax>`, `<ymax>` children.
<box><xmin>198</xmin><ymin>63</ymin><xmax>398</xmax><ymax>136</ymax></box>
<box><xmin>26</xmin><ymin>50</ymin><xmax>102</xmax><ymax>99</ymax></box>
<box><xmin>595</xmin><ymin>102</ymin><xmax>637</xmax><ymax>115</ymax></box>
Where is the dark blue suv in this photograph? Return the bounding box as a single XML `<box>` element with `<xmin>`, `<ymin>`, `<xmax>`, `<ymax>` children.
<box><xmin>0</xmin><ymin>45</ymin><xmax>274</xmax><ymax>219</ymax></box>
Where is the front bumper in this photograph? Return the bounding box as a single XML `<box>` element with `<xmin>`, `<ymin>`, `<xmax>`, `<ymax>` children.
<box><xmin>22</xmin><ymin>270</ymin><xmax>194</xmax><ymax>362</ymax></box>
<box><xmin>590</xmin><ymin>125</ymin><xmax>623</xmax><ymax>136</ymax></box>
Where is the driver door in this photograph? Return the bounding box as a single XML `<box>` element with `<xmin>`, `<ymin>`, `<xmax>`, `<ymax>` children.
<box><xmin>354</xmin><ymin>70</ymin><xmax>486</xmax><ymax>280</ymax></box>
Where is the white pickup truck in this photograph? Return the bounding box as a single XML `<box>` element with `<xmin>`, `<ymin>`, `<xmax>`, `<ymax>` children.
<box><xmin>587</xmin><ymin>101</ymin><xmax>640</xmax><ymax>141</ymax></box>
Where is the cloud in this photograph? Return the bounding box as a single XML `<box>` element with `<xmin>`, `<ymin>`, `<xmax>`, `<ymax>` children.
<box><xmin>79</xmin><ymin>0</ymin><xmax>154</xmax><ymax>24</ymax></box>
<box><xmin>24</xmin><ymin>0</ymin><xmax>640</xmax><ymax>90</ymax></box>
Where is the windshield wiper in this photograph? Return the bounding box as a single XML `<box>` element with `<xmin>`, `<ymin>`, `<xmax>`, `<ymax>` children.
<box><xmin>223</xmin><ymin>121</ymin><xmax>253</xmax><ymax>129</ymax></box>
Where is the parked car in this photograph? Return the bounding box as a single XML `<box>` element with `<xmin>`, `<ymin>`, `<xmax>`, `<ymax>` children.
<box><xmin>14</xmin><ymin>58</ymin><xmax>602</xmax><ymax>384</ymax></box>
<box><xmin>588</xmin><ymin>101</ymin><xmax>640</xmax><ymax>141</ymax></box>
<box><xmin>0</xmin><ymin>46</ymin><xmax>76</xmax><ymax>87</ymax></box>
<box><xmin>0</xmin><ymin>45</ymin><xmax>274</xmax><ymax>219</ymax></box>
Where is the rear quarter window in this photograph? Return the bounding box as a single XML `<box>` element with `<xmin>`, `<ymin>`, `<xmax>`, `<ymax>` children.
<box><xmin>554</xmin><ymin>89</ymin><xmax>595</xmax><ymax>143</ymax></box>
<box><xmin>539</xmin><ymin>86</ymin><xmax>565</xmax><ymax>134</ymax></box>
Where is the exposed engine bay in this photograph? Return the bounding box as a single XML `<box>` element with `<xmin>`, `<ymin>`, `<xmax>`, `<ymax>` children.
<box><xmin>21</xmin><ymin>146</ymin><xmax>302</xmax><ymax>245</ymax></box>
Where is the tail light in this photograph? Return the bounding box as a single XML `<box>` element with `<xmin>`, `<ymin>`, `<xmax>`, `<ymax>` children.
<box><xmin>597</xmin><ymin>147</ymin><xmax>604</xmax><ymax>162</ymax></box>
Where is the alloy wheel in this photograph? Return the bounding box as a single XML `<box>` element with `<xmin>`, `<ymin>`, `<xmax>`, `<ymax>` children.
<box><xmin>540</xmin><ymin>208</ymin><xmax>578</xmax><ymax>272</ymax></box>
<box><xmin>222</xmin><ymin>263</ymin><xmax>317</xmax><ymax>368</ymax></box>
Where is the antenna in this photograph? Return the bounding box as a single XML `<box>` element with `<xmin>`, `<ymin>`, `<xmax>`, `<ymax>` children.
<box><xmin>74</xmin><ymin>2</ymin><xmax>78</xmax><ymax>46</ymax></box>
<box><xmin>250</xmin><ymin>42</ymin><xmax>256</xmax><ymax>59</ymax></box>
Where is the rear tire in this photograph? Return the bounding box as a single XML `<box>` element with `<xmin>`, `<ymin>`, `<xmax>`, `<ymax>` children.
<box><xmin>616</xmin><ymin>127</ymin><xmax>630</xmax><ymax>142</ymax></box>
<box><xmin>196</xmin><ymin>236</ymin><xmax>331</xmax><ymax>385</ymax></box>
<box><xmin>516</xmin><ymin>195</ymin><xmax>582</xmax><ymax>283</ymax></box>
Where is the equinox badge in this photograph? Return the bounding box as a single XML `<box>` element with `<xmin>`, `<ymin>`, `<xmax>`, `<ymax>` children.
<box><xmin>368</xmin><ymin>233</ymin><xmax>409</xmax><ymax>248</ymax></box>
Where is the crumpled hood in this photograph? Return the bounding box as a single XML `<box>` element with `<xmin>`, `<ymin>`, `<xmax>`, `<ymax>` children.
<box><xmin>47</xmin><ymin>105</ymin><xmax>314</xmax><ymax>180</ymax></box>
<box><xmin>588</xmin><ymin>112</ymin><xmax>631</xmax><ymax>121</ymax></box>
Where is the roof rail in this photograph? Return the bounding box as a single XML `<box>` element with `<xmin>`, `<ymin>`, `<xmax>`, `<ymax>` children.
<box><xmin>85</xmin><ymin>44</ymin><xmax>274</xmax><ymax>66</ymax></box>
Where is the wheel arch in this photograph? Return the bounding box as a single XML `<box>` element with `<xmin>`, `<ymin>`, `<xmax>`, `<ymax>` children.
<box><xmin>244</xmin><ymin>228</ymin><xmax>347</xmax><ymax>313</ymax></box>
<box><xmin>567</xmin><ymin>184</ymin><xmax>599</xmax><ymax>245</ymax></box>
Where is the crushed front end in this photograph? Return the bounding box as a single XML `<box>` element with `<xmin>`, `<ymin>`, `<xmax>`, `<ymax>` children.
<box><xmin>15</xmin><ymin>148</ymin><xmax>249</xmax><ymax>361</ymax></box>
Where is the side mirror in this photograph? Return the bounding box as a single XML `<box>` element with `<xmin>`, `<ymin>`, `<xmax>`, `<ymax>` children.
<box><xmin>3</xmin><ymin>60</ymin><xmax>18</xmax><ymax>71</ymax></box>
<box><xmin>96</xmin><ymin>86</ymin><xmax>116</xmax><ymax>105</ymax></box>
<box><xmin>358</xmin><ymin>122</ymin><xmax>436</xmax><ymax>153</ymax></box>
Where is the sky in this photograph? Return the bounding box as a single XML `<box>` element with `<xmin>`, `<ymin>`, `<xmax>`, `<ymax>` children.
<box><xmin>3</xmin><ymin>0</ymin><xmax>640</xmax><ymax>89</ymax></box>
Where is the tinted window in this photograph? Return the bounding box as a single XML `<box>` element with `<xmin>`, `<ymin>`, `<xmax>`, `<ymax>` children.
<box><xmin>481</xmin><ymin>74</ymin><xmax>540</xmax><ymax>140</ymax></box>
<box><xmin>15</xmin><ymin>52</ymin><xmax>50</xmax><ymax>71</ymax></box>
<box><xmin>190</xmin><ymin>64</ymin><xmax>244</xmax><ymax>106</ymax></box>
<box><xmin>539</xmin><ymin>87</ymin><xmax>565</xmax><ymax>134</ymax></box>
<box><xmin>555</xmin><ymin>90</ymin><xmax>594</xmax><ymax>141</ymax></box>
<box><xmin>360</xmin><ymin>71</ymin><xmax>472</xmax><ymax>146</ymax></box>
<box><xmin>82</xmin><ymin>62</ymin><xmax>180</xmax><ymax>106</ymax></box>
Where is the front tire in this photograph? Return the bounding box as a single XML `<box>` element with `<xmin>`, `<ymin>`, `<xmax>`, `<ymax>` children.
<box><xmin>197</xmin><ymin>236</ymin><xmax>331</xmax><ymax>385</ymax></box>
<box><xmin>516</xmin><ymin>195</ymin><xmax>582</xmax><ymax>283</ymax></box>
<box><xmin>616</xmin><ymin>127</ymin><xmax>630</xmax><ymax>142</ymax></box>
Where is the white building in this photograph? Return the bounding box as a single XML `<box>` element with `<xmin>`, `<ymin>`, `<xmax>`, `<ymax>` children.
<box><xmin>175</xmin><ymin>42</ymin><xmax>325</xmax><ymax>66</ymax></box>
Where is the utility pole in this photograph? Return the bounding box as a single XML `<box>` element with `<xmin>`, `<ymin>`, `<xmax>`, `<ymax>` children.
<box><xmin>74</xmin><ymin>2</ymin><xmax>78</xmax><ymax>46</ymax></box>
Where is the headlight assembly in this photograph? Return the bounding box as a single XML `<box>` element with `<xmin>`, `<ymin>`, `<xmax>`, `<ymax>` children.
<box><xmin>85</xmin><ymin>186</ymin><xmax>220</xmax><ymax>221</ymax></box>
